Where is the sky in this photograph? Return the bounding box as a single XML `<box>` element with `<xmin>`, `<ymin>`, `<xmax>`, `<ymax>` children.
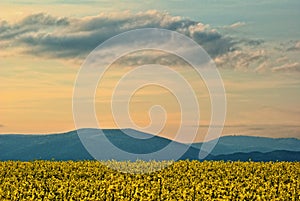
<box><xmin>0</xmin><ymin>0</ymin><xmax>300</xmax><ymax>142</ymax></box>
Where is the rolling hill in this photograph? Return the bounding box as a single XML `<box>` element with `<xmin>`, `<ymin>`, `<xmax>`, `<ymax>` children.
<box><xmin>0</xmin><ymin>129</ymin><xmax>201</xmax><ymax>161</ymax></box>
<box><xmin>0</xmin><ymin>129</ymin><xmax>299</xmax><ymax>161</ymax></box>
<box><xmin>191</xmin><ymin>135</ymin><xmax>300</xmax><ymax>155</ymax></box>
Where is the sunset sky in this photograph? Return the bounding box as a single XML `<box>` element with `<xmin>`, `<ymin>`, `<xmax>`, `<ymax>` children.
<box><xmin>1</xmin><ymin>0</ymin><xmax>299</xmax><ymax>142</ymax></box>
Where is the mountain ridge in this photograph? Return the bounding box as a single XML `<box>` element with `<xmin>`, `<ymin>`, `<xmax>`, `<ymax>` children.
<box><xmin>0</xmin><ymin>129</ymin><xmax>299</xmax><ymax>161</ymax></box>
<box><xmin>191</xmin><ymin>135</ymin><xmax>300</xmax><ymax>155</ymax></box>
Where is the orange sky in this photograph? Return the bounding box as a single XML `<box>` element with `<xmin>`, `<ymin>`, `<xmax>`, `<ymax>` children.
<box><xmin>0</xmin><ymin>1</ymin><xmax>299</xmax><ymax>142</ymax></box>
<box><xmin>1</xmin><ymin>54</ymin><xmax>299</xmax><ymax>142</ymax></box>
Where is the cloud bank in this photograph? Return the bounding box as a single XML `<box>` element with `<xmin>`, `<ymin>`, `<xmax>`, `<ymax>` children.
<box><xmin>1</xmin><ymin>11</ymin><xmax>299</xmax><ymax>72</ymax></box>
<box><xmin>0</xmin><ymin>11</ymin><xmax>233</xmax><ymax>60</ymax></box>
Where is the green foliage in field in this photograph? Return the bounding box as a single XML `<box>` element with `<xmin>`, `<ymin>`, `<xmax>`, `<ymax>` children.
<box><xmin>0</xmin><ymin>160</ymin><xmax>299</xmax><ymax>200</ymax></box>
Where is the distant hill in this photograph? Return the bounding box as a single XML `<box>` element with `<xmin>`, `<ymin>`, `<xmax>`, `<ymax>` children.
<box><xmin>191</xmin><ymin>135</ymin><xmax>300</xmax><ymax>155</ymax></box>
<box><xmin>0</xmin><ymin>129</ymin><xmax>200</xmax><ymax>161</ymax></box>
<box><xmin>0</xmin><ymin>131</ymin><xmax>93</xmax><ymax>161</ymax></box>
<box><xmin>0</xmin><ymin>129</ymin><xmax>299</xmax><ymax>161</ymax></box>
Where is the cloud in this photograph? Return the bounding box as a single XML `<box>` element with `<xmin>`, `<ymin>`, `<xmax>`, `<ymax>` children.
<box><xmin>287</xmin><ymin>40</ymin><xmax>300</xmax><ymax>51</ymax></box>
<box><xmin>1</xmin><ymin>11</ymin><xmax>300</xmax><ymax>73</ymax></box>
<box><xmin>229</xmin><ymin>22</ymin><xmax>246</xmax><ymax>29</ymax></box>
<box><xmin>214</xmin><ymin>48</ymin><xmax>267</xmax><ymax>71</ymax></box>
<box><xmin>0</xmin><ymin>14</ymin><xmax>69</xmax><ymax>40</ymax></box>
<box><xmin>0</xmin><ymin>124</ymin><xmax>4</xmax><ymax>127</ymax></box>
<box><xmin>272</xmin><ymin>62</ymin><xmax>300</xmax><ymax>72</ymax></box>
<box><xmin>0</xmin><ymin>11</ymin><xmax>234</xmax><ymax>60</ymax></box>
<box><xmin>214</xmin><ymin>38</ymin><xmax>300</xmax><ymax>73</ymax></box>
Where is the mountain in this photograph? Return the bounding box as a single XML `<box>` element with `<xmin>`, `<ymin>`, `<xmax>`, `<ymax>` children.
<box><xmin>0</xmin><ymin>129</ymin><xmax>201</xmax><ymax>161</ymax></box>
<box><xmin>0</xmin><ymin>129</ymin><xmax>299</xmax><ymax>161</ymax></box>
<box><xmin>191</xmin><ymin>135</ymin><xmax>300</xmax><ymax>155</ymax></box>
<box><xmin>0</xmin><ymin>131</ymin><xmax>93</xmax><ymax>161</ymax></box>
<box><xmin>76</xmin><ymin>128</ymin><xmax>202</xmax><ymax>161</ymax></box>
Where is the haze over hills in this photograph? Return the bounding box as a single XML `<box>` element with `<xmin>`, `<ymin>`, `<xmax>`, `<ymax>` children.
<box><xmin>0</xmin><ymin>129</ymin><xmax>201</xmax><ymax>161</ymax></box>
<box><xmin>0</xmin><ymin>131</ymin><xmax>93</xmax><ymax>161</ymax></box>
<box><xmin>0</xmin><ymin>129</ymin><xmax>299</xmax><ymax>162</ymax></box>
<box><xmin>191</xmin><ymin>135</ymin><xmax>300</xmax><ymax>155</ymax></box>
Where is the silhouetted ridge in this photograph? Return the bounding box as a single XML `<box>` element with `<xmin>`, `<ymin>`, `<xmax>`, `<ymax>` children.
<box><xmin>0</xmin><ymin>129</ymin><xmax>299</xmax><ymax>161</ymax></box>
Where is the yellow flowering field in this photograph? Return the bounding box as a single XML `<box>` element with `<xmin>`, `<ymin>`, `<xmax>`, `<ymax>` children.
<box><xmin>0</xmin><ymin>160</ymin><xmax>299</xmax><ymax>200</ymax></box>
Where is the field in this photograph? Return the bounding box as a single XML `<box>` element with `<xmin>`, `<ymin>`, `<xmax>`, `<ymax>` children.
<box><xmin>0</xmin><ymin>160</ymin><xmax>299</xmax><ymax>200</ymax></box>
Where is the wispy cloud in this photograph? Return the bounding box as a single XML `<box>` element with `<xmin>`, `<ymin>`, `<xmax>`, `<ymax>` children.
<box><xmin>214</xmin><ymin>39</ymin><xmax>300</xmax><ymax>72</ymax></box>
<box><xmin>227</xmin><ymin>21</ymin><xmax>246</xmax><ymax>29</ymax></box>
<box><xmin>272</xmin><ymin>62</ymin><xmax>300</xmax><ymax>72</ymax></box>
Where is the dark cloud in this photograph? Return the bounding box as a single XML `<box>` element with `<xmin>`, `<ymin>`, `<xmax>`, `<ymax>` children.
<box><xmin>0</xmin><ymin>124</ymin><xmax>4</xmax><ymax>127</ymax></box>
<box><xmin>0</xmin><ymin>11</ymin><xmax>234</xmax><ymax>59</ymax></box>
<box><xmin>4</xmin><ymin>11</ymin><xmax>299</xmax><ymax>73</ymax></box>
